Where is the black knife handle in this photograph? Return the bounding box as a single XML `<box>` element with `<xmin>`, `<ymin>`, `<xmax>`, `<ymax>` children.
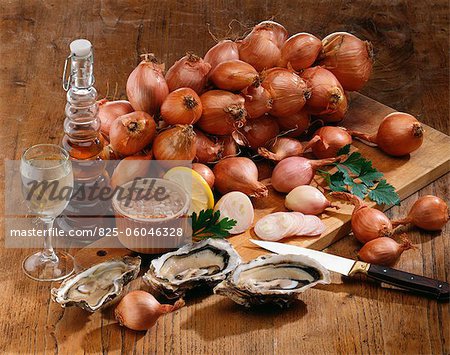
<box><xmin>367</xmin><ymin>264</ymin><xmax>449</xmax><ymax>301</ymax></box>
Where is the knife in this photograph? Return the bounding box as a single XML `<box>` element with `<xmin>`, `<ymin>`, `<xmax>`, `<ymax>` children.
<box><xmin>250</xmin><ymin>239</ymin><xmax>449</xmax><ymax>301</ymax></box>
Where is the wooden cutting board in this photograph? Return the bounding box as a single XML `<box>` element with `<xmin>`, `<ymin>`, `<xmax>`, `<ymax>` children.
<box><xmin>74</xmin><ymin>92</ymin><xmax>450</xmax><ymax>268</ymax></box>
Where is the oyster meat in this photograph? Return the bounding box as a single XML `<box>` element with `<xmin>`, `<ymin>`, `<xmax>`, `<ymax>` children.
<box><xmin>51</xmin><ymin>256</ymin><xmax>141</xmax><ymax>312</ymax></box>
<box><xmin>214</xmin><ymin>254</ymin><xmax>330</xmax><ymax>307</ymax></box>
<box><xmin>143</xmin><ymin>238</ymin><xmax>241</xmax><ymax>299</ymax></box>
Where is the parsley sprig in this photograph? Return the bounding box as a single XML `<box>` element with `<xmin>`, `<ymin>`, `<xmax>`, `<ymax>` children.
<box><xmin>320</xmin><ymin>144</ymin><xmax>400</xmax><ymax>206</ymax></box>
<box><xmin>191</xmin><ymin>209</ymin><xmax>237</xmax><ymax>240</ymax></box>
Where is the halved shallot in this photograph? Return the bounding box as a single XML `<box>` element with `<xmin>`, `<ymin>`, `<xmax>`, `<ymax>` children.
<box><xmin>214</xmin><ymin>191</ymin><xmax>254</xmax><ymax>234</ymax></box>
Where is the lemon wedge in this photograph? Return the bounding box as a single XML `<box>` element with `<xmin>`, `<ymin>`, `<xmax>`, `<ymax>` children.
<box><xmin>163</xmin><ymin>167</ymin><xmax>214</xmax><ymax>215</ymax></box>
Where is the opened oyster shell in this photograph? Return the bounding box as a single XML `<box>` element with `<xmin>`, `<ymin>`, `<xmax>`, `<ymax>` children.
<box><xmin>214</xmin><ymin>254</ymin><xmax>330</xmax><ymax>307</ymax></box>
<box><xmin>143</xmin><ymin>238</ymin><xmax>241</xmax><ymax>299</ymax></box>
<box><xmin>51</xmin><ymin>256</ymin><xmax>141</xmax><ymax>312</ymax></box>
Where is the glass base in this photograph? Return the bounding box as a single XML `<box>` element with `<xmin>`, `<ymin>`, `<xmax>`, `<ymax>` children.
<box><xmin>22</xmin><ymin>251</ymin><xmax>75</xmax><ymax>282</ymax></box>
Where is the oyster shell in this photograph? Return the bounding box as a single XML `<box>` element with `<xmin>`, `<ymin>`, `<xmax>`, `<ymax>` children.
<box><xmin>214</xmin><ymin>254</ymin><xmax>330</xmax><ymax>307</ymax></box>
<box><xmin>51</xmin><ymin>256</ymin><xmax>141</xmax><ymax>312</ymax></box>
<box><xmin>143</xmin><ymin>238</ymin><xmax>241</xmax><ymax>299</ymax></box>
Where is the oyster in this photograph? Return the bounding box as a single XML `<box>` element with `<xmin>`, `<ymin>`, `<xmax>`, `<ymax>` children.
<box><xmin>143</xmin><ymin>238</ymin><xmax>241</xmax><ymax>299</ymax></box>
<box><xmin>214</xmin><ymin>254</ymin><xmax>330</xmax><ymax>307</ymax></box>
<box><xmin>51</xmin><ymin>256</ymin><xmax>141</xmax><ymax>312</ymax></box>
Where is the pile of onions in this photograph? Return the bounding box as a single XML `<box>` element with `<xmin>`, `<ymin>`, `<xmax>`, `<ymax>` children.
<box><xmin>331</xmin><ymin>192</ymin><xmax>393</xmax><ymax>243</ymax></box>
<box><xmin>165</xmin><ymin>53</ymin><xmax>211</xmax><ymax>94</ymax></box>
<box><xmin>301</xmin><ymin>67</ymin><xmax>345</xmax><ymax>115</ymax></box>
<box><xmin>197</xmin><ymin>90</ymin><xmax>247</xmax><ymax>135</ymax></box>
<box><xmin>160</xmin><ymin>88</ymin><xmax>202</xmax><ymax>125</ymax></box>
<box><xmin>192</xmin><ymin>163</ymin><xmax>215</xmax><ymax>188</ymax></box>
<box><xmin>271</xmin><ymin>156</ymin><xmax>341</xmax><ymax>193</ymax></box>
<box><xmin>258</xmin><ymin>137</ymin><xmax>304</xmax><ymax>161</ymax></box>
<box><xmin>109</xmin><ymin>111</ymin><xmax>156</xmax><ymax>156</ymax></box>
<box><xmin>279</xmin><ymin>33</ymin><xmax>322</xmax><ymax>70</ymax></box>
<box><xmin>234</xmin><ymin>116</ymin><xmax>279</xmax><ymax>149</ymax></box>
<box><xmin>349</xmin><ymin>112</ymin><xmax>424</xmax><ymax>156</ymax></box>
<box><xmin>392</xmin><ymin>195</ymin><xmax>449</xmax><ymax>231</ymax></box>
<box><xmin>126</xmin><ymin>54</ymin><xmax>169</xmax><ymax>115</ymax></box>
<box><xmin>210</xmin><ymin>60</ymin><xmax>260</xmax><ymax>91</ymax></box>
<box><xmin>204</xmin><ymin>40</ymin><xmax>239</xmax><ymax>71</ymax></box>
<box><xmin>242</xmin><ymin>85</ymin><xmax>273</xmax><ymax>119</ymax></box>
<box><xmin>98</xmin><ymin>99</ymin><xmax>134</xmax><ymax>137</ymax></box>
<box><xmin>318</xmin><ymin>32</ymin><xmax>373</xmax><ymax>91</ymax></box>
<box><xmin>307</xmin><ymin>126</ymin><xmax>352</xmax><ymax>158</ymax></box>
<box><xmin>152</xmin><ymin>125</ymin><xmax>196</xmax><ymax>161</ymax></box>
<box><xmin>213</xmin><ymin>157</ymin><xmax>268</xmax><ymax>198</ymax></box>
<box><xmin>275</xmin><ymin>110</ymin><xmax>310</xmax><ymax>137</ymax></box>
<box><xmin>217</xmin><ymin>135</ymin><xmax>239</xmax><ymax>158</ymax></box>
<box><xmin>358</xmin><ymin>237</ymin><xmax>413</xmax><ymax>266</ymax></box>
<box><xmin>261</xmin><ymin>68</ymin><xmax>310</xmax><ymax>118</ymax></box>
<box><xmin>285</xmin><ymin>185</ymin><xmax>338</xmax><ymax>215</ymax></box>
<box><xmin>194</xmin><ymin>129</ymin><xmax>222</xmax><ymax>163</ymax></box>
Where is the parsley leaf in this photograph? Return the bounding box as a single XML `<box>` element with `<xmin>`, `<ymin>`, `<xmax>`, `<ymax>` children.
<box><xmin>191</xmin><ymin>209</ymin><xmax>237</xmax><ymax>240</ymax></box>
<box><xmin>369</xmin><ymin>180</ymin><xmax>400</xmax><ymax>206</ymax></box>
<box><xmin>337</xmin><ymin>144</ymin><xmax>351</xmax><ymax>156</ymax></box>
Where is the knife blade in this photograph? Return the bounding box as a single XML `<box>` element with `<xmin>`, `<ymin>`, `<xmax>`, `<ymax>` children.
<box><xmin>250</xmin><ymin>239</ymin><xmax>449</xmax><ymax>301</ymax></box>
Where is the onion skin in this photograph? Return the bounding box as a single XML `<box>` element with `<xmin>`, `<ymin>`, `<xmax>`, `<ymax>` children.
<box><xmin>160</xmin><ymin>88</ymin><xmax>202</xmax><ymax>125</ymax></box>
<box><xmin>115</xmin><ymin>290</ymin><xmax>184</xmax><ymax>331</ymax></box>
<box><xmin>318</xmin><ymin>32</ymin><xmax>373</xmax><ymax>91</ymax></box>
<box><xmin>234</xmin><ymin>116</ymin><xmax>279</xmax><ymax>149</ymax></box>
<box><xmin>210</xmin><ymin>60</ymin><xmax>260</xmax><ymax>91</ymax></box>
<box><xmin>242</xmin><ymin>85</ymin><xmax>273</xmax><ymax>119</ymax></box>
<box><xmin>165</xmin><ymin>53</ymin><xmax>211</xmax><ymax>94</ymax></box>
<box><xmin>262</xmin><ymin>68</ymin><xmax>310</xmax><ymax>118</ymax></box>
<box><xmin>98</xmin><ymin>100</ymin><xmax>134</xmax><ymax>137</ymax></box>
<box><xmin>217</xmin><ymin>135</ymin><xmax>240</xmax><ymax>158</ymax></box>
<box><xmin>197</xmin><ymin>90</ymin><xmax>247</xmax><ymax>135</ymax></box>
<box><xmin>126</xmin><ymin>55</ymin><xmax>169</xmax><ymax>115</ymax></box>
<box><xmin>213</xmin><ymin>157</ymin><xmax>268</xmax><ymax>198</ymax></box>
<box><xmin>358</xmin><ymin>237</ymin><xmax>413</xmax><ymax>266</ymax></box>
<box><xmin>279</xmin><ymin>33</ymin><xmax>322</xmax><ymax>70</ymax></box>
<box><xmin>331</xmin><ymin>192</ymin><xmax>393</xmax><ymax>243</ymax></box>
<box><xmin>275</xmin><ymin>111</ymin><xmax>310</xmax><ymax>137</ymax></box>
<box><xmin>109</xmin><ymin>111</ymin><xmax>157</xmax><ymax>156</ymax></box>
<box><xmin>392</xmin><ymin>195</ymin><xmax>449</xmax><ymax>231</ymax></box>
<box><xmin>307</xmin><ymin>126</ymin><xmax>352</xmax><ymax>159</ymax></box>
<box><xmin>194</xmin><ymin>129</ymin><xmax>222</xmax><ymax>163</ymax></box>
<box><xmin>152</xmin><ymin>125</ymin><xmax>196</xmax><ymax>161</ymax></box>
<box><xmin>192</xmin><ymin>163</ymin><xmax>215</xmax><ymax>188</ymax></box>
<box><xmin>271</xmin><ymin>156</ymin><xmax>341</xmax><ymax>193</ymax></box>
<box><xmin>258</xmin><ymin>137</ymin><xmax>304</xmax><ymax>161</ymax></box>
<box><xmin>349</xmin><ymin>112</ymin><xmax>424</xmax><ymax>157</ymax></box>
<box><xmin>238</xmin><ymin>33</ymin><xmax>281</xmax><ymax>72</ymax></box>
<box><xmin>301</xmin><ymin>67</ymin><xmax>345</xmax><ymax>115</ymax></box>
<box><xmin>285</xmin><ymin>185</ymin><xmax>338</xmax><ymax>215</ymax></box>
<box><xmin>111</xmin><ymin>154</ymin><xmax>152</xmax><ymax>189</ymax></box>
<box><xmin>252</xmin><ymin>21</ymin><xmax>288</xmax><ymax>48</ymax></box>
<box><xmin>204</xmin><ymin>40</ymin><xmax>240</xmax><ymax>71</ymax></box>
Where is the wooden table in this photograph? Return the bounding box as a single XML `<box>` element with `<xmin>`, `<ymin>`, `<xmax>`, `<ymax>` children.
<box><xmin>1</xmin><ymin>1</ymin><xmax>448</xmax><ymax>354</ymax></box>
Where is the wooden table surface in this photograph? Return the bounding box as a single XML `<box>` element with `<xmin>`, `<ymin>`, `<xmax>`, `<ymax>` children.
<box><xmin>1</xmin><ymin>1</ymin><xmax>448</xmax><ymax>354</ymax></box>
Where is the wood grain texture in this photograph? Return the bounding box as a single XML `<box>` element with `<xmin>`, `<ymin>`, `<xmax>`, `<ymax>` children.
<box><xmin>0</xmin><ymin>1</ymin><xmax>448</xmax><ymax>354</ymax></box>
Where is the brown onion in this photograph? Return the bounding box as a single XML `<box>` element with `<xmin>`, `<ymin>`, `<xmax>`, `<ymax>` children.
<box><xmin>126</xmin><ymin>54</ymin><xmax>169</xmax><ymax>115</ymax></box>
<box><xmin>192</xmin><ymin>163</ymin><xmax>215</xmax><ymax>188</ymax></box>
<box><xmin>307</xmin><ymin>126</ymin><xmax>352</xmax><ymax>158</ymax></box>
<box><xmin>349</xmin><ymin>112</ymin><xmax>424</xmax><ymax>156</ymax></box>
<box><xmin>358</xmin><ymin>237</ymin><xmax>413</xmax><ymax>266</ymax></box>
<box><xmin>258</xmin><ymin>137</ymin><xmax>304</xmax><ymax>161</ymax></box>
<box><xmin>275</xmin><ymin>110</ymin><xmax>310</xmax><ymax>137</ymax></box>
<box><xmin>213</xmin><ymin>157</ymin><xmax>268</xmax><ymax>198</ymax></box>
<box><xmin>115</xmin><ymin>290</ymin><xmax>184</xmax><ymax>331</ymax></box>
<box><xmin>210</xmin><ymin>60</ymin><xmax>260</xmax><ymax>91</ymax></box>
<box><xmin>165</xmin><ymin>53</ymin><xmax>211</xmax><ymax>94</ymax></box>
<box><xmin>261</xmin><ymin>68</ymin><xmax>310</xmax><ymax>118</ymax></box>
<box><xmin>271</xmin><ymin>156</ymin><xmax>341</xmax><ymax>193</ymax></box>
<box><xmin>111</xmin><ymin>154</ymin><xmax>152</xmax><ymax>189</ymax></box>
<box><xmin>197</xmin><ymin>90</ymin><xmax>246</xmax><ymax>135</ymax></box>
<box><xmin>152</xmin><ymin>125</ymin><xmax>196</xmax><ymax>161</ymax></box>
<box><xmin>238</xmin><ymin>33</ymin><xmax>281</xmax><ymax>72</ymax></box>
<box><xmin>318</xmin><ymin>32</ymin><xmax>373</xmax><ymax>91</ymax></box>
<box><xmin>319</xmin><ymin>92</ymin><xmax>349</xmax><ymax>123</ymax></box>
<box><xmin>98</xmin><ymin>99</ymin><xmax>134</xmax><ymax>137</ymax></box>
<box><xmin>251</xmin><ymin>20</ymin><xmax>288</xmax><ymax>48</ymax></box>
<box><xmin>392</xmin><ymin>195</ymin><xmax>449</xmax><ymax>231</ymax></box>
<box><xmin>279</xmin><ymin>33</ymin><xmax>322</xmax><ymax>70</ymax></box>
<box><xmin>194</xmin><ymin>129</ymin><xmax>222</xmax><ymax>163</ymax></box>
<box><xmin>109</xmin><ymin>111</ymin><xmax>156</xmax><ymax>156</ymax></box>
<box><xmin>331</xmin><ymin>192</ymin><xmax>393</xmax><ymax>243</ymax></box>
<box><xmin>204</xmin><ymin>40</ymin><xmax>240</xmax><ymax>71</ymax></box>
<box><xmin>160</xmin><ymin>88</ymin><xmax>202</xmax><ymax>125</ymax></box>
<box><xmin>242</xmin><ymin>85</ymin><xmax>273</xmax><ymax>119</ymax></box>
<box><xmin>217</xmin><ymin>135</ymin><xmax>240</xmax><ymax>158</ymax></box>
<box><xmin>233</xmin><ymin>116</ymin><xmax>279</xmax><ymax>149</ymax></box>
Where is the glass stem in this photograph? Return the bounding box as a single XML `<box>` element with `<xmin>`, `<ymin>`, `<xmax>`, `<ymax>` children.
<box><xmin>41</xmin><ymin>217</ymin><xmax>58</xmax><ymax>262</ymax></box>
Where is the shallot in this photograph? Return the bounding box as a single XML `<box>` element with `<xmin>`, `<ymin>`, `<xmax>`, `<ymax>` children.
<box><xmin>214</xmin><ymin>191</ymin><xmax>254</xmax><ymax>234</ymax></box>
<box><xmin>242</xmin><ymin>85</ymin><xmax>273</xmax><ymax>119</ymax></box>
<box><xmin>152</xmin><ymin>125</ymin><xmax>196</xmax><ymax>161</ymax></box>
<box><xmin>279</xmin><ymin>33</ymin><xmax>322</xmax><ymax>70</ymax></box>
<box><xmin>319</xmin><ymin>92</ymin><xmax>348</xmax><ymax>123</ymax></box>
<box><xmin>358</xmin><ymin>237</ymin><xmax>413</xmax><ymax>266</ymax></box>
<box><xmin>258</xmin><ymin>137</ymin><xmax>304</xmax><ymax>161</ymax></box>
<box><xmin>204</xmin><ymin>40</ymin><xmax>240</xmax><ymax>71</ymax></box>
<box><xmin>111</xmin><ymin>154</ymin><xmax>152</xmax><ymax>189</ymax></box>
<box><xmin>194</xmin><ymin>129</ymin><xmax>222</xmax><ymax>163</ymax></box>
<box><xmin>275</xmin><ymin>110</ymin><xmax>310</xmax><ymax>137</ymax></box>
<box><xmin>98</xmin><ymin>99</ymin><xmax>134</xmax><ymax>137</ymax></box>
<box><xmin>160</xmin><ymin>88</ymin><xmax>202</xmax><ymax>125</ymax></box>
<box><xmin>308</xmin><ymin>126</ymin><xmax>352</xmax><ymax>158</ymax></box>
<box><xmin>210</xmin><ymin>60</ymin><xmax>260</xmax><ymax>91</ymax></box>
<box><xmin>234</xmin><ymin>116</ymin><xmax>279</xmax><ymax>149</ymax></box>
<box><xmin>217</xmin><ymin>135</ymin><xmax>240</xmax><ymax>158</ymax></box>
<box><xmin>285</xmin><ymin>185</ymin><xmax>338</xmax><ymax>215</ymax></box>
<box><xmin>192</xmin><ymin>163</ymin><xmax>215</xmax><ymax>188</ymax></box>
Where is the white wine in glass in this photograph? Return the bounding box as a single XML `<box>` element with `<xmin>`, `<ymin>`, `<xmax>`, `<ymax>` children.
<box><xmin>20</xmin><ymin>144</ymin><xmax>75</xmax><ymax>281</ymax></box>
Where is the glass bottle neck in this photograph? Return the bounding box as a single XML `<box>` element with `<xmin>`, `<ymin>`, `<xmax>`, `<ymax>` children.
<box><xmin>69</xmin><ymin>52</ymin><xmax>94</xmax><ymax>89</ymax></box>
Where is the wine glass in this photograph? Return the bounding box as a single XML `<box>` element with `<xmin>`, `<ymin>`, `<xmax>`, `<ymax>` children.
<box><xmin>20</xmin><ymin>144</ymin><xmax>75</xmax><ymax>281</ymax></box>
